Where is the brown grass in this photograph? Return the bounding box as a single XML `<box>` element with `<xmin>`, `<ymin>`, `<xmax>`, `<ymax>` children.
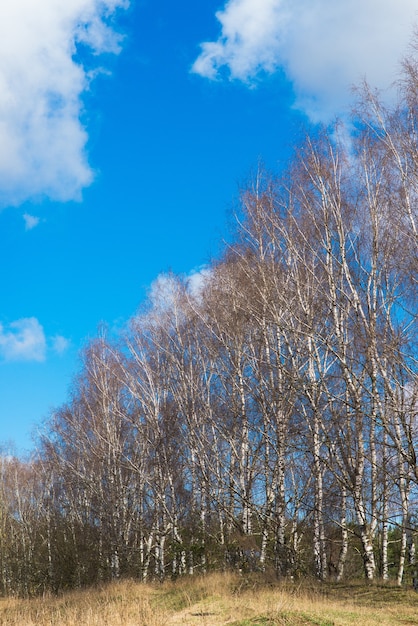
<box><xmin>0</xmin><ymin>573</ymin><xmax>417</xmax><ymax>626</ymax></box>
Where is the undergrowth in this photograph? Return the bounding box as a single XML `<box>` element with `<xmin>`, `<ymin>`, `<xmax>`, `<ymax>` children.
<box><xmin>0</xmin><ymin>573</ymin><xmax>417</xmax><ymax>625</ymax></box>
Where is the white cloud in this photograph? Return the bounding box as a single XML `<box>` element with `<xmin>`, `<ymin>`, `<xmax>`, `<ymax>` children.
<box><xmin>0</xmin><ymin>319</ymin><xmax>71</xmax><ymax>361</ymax></box>
<box><xmin>192</xmin><ymin>0</ymin><xmax>285</xmax><ymax>81</ymax></box>
<box><xmin>23</xmin><ymin>213</ymin><xmax>40</xmax><ymax>230</ymax></box>
<box><xmin>148</xmin><ymin>273</ymin><xmax>180</xmax><ymax>311</ymax></box>
<box><xmin>0</xmin><ymin>318</ymin><xmax>46</xmax><ymax>362</ymax></box>
<box><xmin>51</xmin><ymin>334</ymin><xmax>70</xmax><ymax>355</ymax></box>
<box><xmin>148</xmin><ymin>268</ymin><xmax>212</xmax><ymax>312</ymax></box>
<box><xmin>192</xmin><ymin>0</ymin><xmax>418</xmax><ymax>121</ymax></box>
<box><xmin>0</xmin><ymin>0</ymin><xmax>128</xmax><ymax>207</ymax></box>
<box><xmin>187</xmin><ymin>266</ymin><xmax>212</xmax><ymax>299</ymax></box>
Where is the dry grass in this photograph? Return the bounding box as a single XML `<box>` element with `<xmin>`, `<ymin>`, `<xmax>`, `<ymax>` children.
<box><xmin>0</xmin><ymin>573</ymin><xmax>417</xmax><ymax>626</ymax></box>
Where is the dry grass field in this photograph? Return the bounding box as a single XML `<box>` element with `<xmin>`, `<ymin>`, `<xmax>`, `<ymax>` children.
<box><xmin>0</xmin><ymin>573</ymin><xmax>418</xmax><ymax>626</ymax></box>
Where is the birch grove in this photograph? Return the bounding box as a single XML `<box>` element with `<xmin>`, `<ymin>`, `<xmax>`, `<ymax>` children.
<box><xmin>0</xmin><ymin>45</ymin><xmax>417</xmax><ymax>595</ymax></box>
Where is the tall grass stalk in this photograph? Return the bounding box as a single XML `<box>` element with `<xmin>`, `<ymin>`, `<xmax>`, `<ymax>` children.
<box><xmin>0</xmin><ymin>573</ymin><xmax>417</xmax><ymax>625</ymax></box>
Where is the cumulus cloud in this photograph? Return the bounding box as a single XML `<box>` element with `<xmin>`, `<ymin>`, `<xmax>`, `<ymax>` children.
<box><xmin>148</xmin><ymin>268</ymin><xmax>212</xmax><ymax>311</ymax></box>
<box><xmin>187</xmin><ymin>266</ymin><xmax>212</xmax><ymax>299</ymax></box>
<box><xmin>0</xmin><ymin>318</ymin><xmax>46</xmax><ymax>362</ymax></box>
<box><xmin>0</xmin><ymin>0</ymin><xmax>127</xmax><ymax>207</ymax></box>
<box><xmin>0</xmin><ymin>319</ymin><xmax>71</xmax><ymax>361</ymax></box>
<box><xmin>192</xmin><ymin>0</ymin><xmax>285</xmax><ymax>81</ymax></box>
<box><xmin>192</xmin><ymin>0</ymin><xmax>418</xmax><ymax>120</ymax></box>
<box><xmin>148</xmin><ymin>273</ymin><xmax>181</xmax><ymax>311</ymax></box>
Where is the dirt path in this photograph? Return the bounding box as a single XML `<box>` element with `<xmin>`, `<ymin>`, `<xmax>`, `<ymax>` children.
<box><xmin>166</xmin><ymin>598</ymin><xmax>238</xmax><ymax>625</ymax></box>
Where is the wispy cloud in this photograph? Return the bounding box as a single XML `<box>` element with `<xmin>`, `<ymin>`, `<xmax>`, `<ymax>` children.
<box><xmin>23</xmin><ymin>213</ymin><xmax>40</xmax><ymax>231</ymax></box>
<box><xmin>192</xmin><ymin>0</ymin><xmax>418</xmax><ymax>120</ymax></box>
<box><xmin>0</xmin><ymin>0</ymin><xmax>128</xmax><ymax>208</ymax></box>
<box><xmin>51</xmin><ymin>335</ymin><xmax>70</xmax><ymax>355</ymax></box>
<box><xmin>0</xmin><ymin>318</ymin><xmax>46</xmax><ymax>362</ymax></box>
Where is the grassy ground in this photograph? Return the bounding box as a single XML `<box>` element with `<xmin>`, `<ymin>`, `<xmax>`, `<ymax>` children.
<box><xmin>0</xmin><ymin>573</ymin><xmax>417</xmax><ymax>625</ymax></box>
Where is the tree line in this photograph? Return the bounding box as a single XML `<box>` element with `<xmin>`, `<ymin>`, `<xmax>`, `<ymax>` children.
<box><xmin>1</xmin><ymin>44</ymin><xmax>417</xmax><ymax>596</ymax></box>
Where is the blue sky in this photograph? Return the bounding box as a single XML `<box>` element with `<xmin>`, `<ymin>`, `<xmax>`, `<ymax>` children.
<box><xmin>0</xmin><ymin>0</ymin><xmax>417</xmax><ymax>455</ymax></box>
